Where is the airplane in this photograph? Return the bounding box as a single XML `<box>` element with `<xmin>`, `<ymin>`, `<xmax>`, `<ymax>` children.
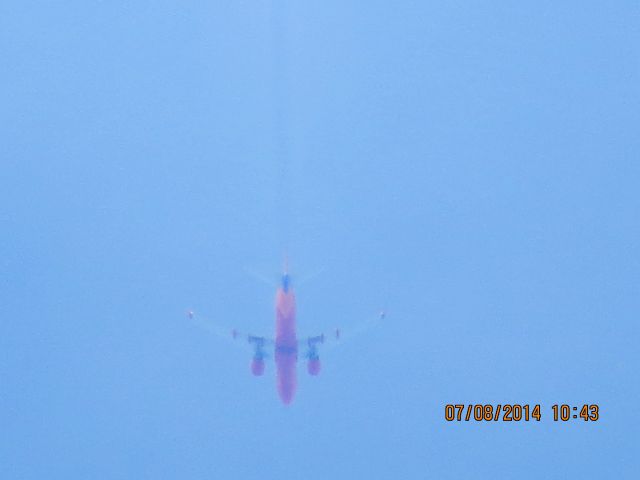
<box><xmin>187</xmin><ymin>261</ymin><xmax>384</xmax><ymax>405</ymax></box>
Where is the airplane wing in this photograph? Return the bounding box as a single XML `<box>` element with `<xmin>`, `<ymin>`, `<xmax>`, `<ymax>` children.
<box><xmin>186</xmin><ymin>309</ymin><xmax>274</xmax><ymax>345</ymax></box>
<box><xmin>187</xmin><ymin>308</ymin><xmax>385</xmax><ymax>377</ymax></box>
<box><xmin>186</xmin><ymin>310</ymin><xmax>274</xmax><ymax>375</ymax></box>
<box><xmin>297</xmin><ymin>310</ymin><xmax>385</xmax><ymax>375</ymax></box>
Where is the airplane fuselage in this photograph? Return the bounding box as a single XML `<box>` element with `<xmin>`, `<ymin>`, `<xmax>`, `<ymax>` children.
<box><xmin>275</xmin><ymin>285</ymin><xmax>297</xmax><ymax>404</ymax></box>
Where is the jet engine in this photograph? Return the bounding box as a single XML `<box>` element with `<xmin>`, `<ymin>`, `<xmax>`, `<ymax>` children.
<box><xmin>307</xmin><ymin>358</ymin><xmax>321</xmax><ymax>376</ymax></box>
<box><xmin>251</xmin><ymin>357</ymin><xmax>265</xmax><ymax>376</ymax></box>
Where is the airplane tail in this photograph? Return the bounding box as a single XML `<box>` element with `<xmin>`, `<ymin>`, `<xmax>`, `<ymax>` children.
<box><xmin>242</xmin><ymin>256</ymin><xmax>325</xmax><ymax>289</ymax></box>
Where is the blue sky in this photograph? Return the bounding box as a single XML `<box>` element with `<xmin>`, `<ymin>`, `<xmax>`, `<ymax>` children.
<box><xmin>1</xmin><ymin>1</ymin><xmax>638</xmax><ymax>478</ymax></box>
